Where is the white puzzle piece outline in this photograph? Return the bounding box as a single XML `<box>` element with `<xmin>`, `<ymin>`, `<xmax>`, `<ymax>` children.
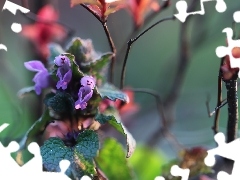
<box><xmin>215</xmin><ymin>12</ymin><xmax>240</xmax><ymax>78</ymax></box>
<box><xmin>174</xmin><ymin>0</ymin><xmax>227</xmax><ymax>22</ymax></box>
<box><xmin>1</xmin><ymin>1</ymin><xmax>31</xmax><ymax>50</ymax></box>
<box><xmin>205</xmin><ymin>132</ymin><xmax>240</xmax><ymax>180</ymax></box>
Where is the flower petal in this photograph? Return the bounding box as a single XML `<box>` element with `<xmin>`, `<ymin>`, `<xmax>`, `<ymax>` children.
<box><xmin>24</xmin><ymin>61</ymin><xmax>47</xmax><ymax>72</ymax></box>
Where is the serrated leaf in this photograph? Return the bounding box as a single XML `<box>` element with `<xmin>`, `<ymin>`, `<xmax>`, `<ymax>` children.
<box><xmin>95</xmin><ymin>138</ymin><xmax>134</xmax><ymax>180</ymax></box>
<box><xmin>82</xmin><ymin>53</ymin><xmax>112</xmax><ymax>71</ymax></box>
<box><xmin>95</xmin><ymin>114</ymin><xmax>113</xmax><ymax>124</ymax></box>
<box><xmin>129</xmin><ymin>146</ymin><xmax>167</xmax><ymax>180</ymax></box>
<box><xmin>19</xmin><ymin>109</ymin><xmax>51</xmax><ymax>149</ymax></box>
<box><xmin>41</xmin><ymin>137</ymin><xmax>73</xmax><ymax>173</ymax></box>
<box><xmin>81</xmin><ymin>53</ymin><xmax>112</xmax><ymax>80</ymax></box>
<box><xmin>66</xmin><ymin>38</ymin><xmax>85</xmax><ymax>66</ymax></box>
<box><xmin>103</xmin><ymin>109</ymin><xmax>136</xmax><ymax>158</ymax></box>
<box><xmin>75</xmin><ymin>129</ymin><xmax>99</xmax><ymax>160</ymax></box>
<box><xmin>40</xmin><ymin>130</ymin><xmax>99</xmax><ymax>179</ymax></box>
<box><xmin>99</xmin><ymin>83</ymin><xmax>129</xmax><ymax>102</ymax></box>
<box><xmin>17</xmin><ymin>86</ymin><xmax>35</xmax><ymax>99</ymax></box>
<box><xmin>45</xmin><ymin>91</ymin><xmax>75</xmax><ymax>114</ymax></box>
<box><xmin>72</xmin><ymin>151</ymin><xmax>96</xmax><ymax>178</ymax></box>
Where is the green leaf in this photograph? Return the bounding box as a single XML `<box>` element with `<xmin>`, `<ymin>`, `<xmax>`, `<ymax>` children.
<box><xmin>95</xmin><ymin>114</ymin><xmax>113</xmax><ymax>124</ymax></box>
<box><xmin>99</xmin><ymin>83</ymin><xmax>128</xmax><ymax>102</ymax></box>
<box><xmin>41</xmin><ymin>137</ymin><xmax>73</xmax><ymax>174</ymax></box>
<box><xmin>66</xmin><ymin>38</ymin><xmax>85</xmax><ymax>66</ymax></box>
<box><xmin>40</xmin><ymin>130</ymin><xmax>99</xmax><ymax>179</ymax></box>
<box><xmin>95</xmin><ymin>138</ymin><xmax>134</xmax><ymax>180</ymax></box>
<box><xmin>45</xmin><ymin>91</ymin><xmax>75</xmax><ymax>114</ymax></box>
<box><xmin>129</xmin><ymin>145</ymin><xmax>167</xmax><ymax>180</ymax></box>
<box><xmin>103</xmin><ymin>109</ymin><xmax>136</xmax><ymax>158</ymax></box>
<box><xmin>81</xmin><ymin>53</ymin><xmax>112</xmax><ymax>72</ymax></box>
<box><xmin>72</xmin><ymin>151</ymin><xmax>96</xmax><ymax>178</ymax></box>
<box><xmin>47</xmin><ymin>43</ymin><xmax>65</xmax><ymax>66</ymax></box>
<box><xmin>19</xmin><ymin>109</ymin><xmax>51</xmax><ymax>149</ymax></box>
<box><xmin>81</xmin><ymin>53</ymin><xmax>112</xmax><ymax>81</ymax></box>
<box><xmin>75</xmin><ymin>130</ymin><xmax>99</xmax><ymax>160</ymax></box>
<box><xmin>17</xmin><ymin>86</ymin><xmax>35</xmax><ymax>99</ymax></box>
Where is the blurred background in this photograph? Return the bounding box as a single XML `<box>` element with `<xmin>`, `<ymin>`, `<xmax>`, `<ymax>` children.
<box><xmin>0</xmin><ymin>0</ymin><xmax>240</xmax><ymax>178</ymax></box>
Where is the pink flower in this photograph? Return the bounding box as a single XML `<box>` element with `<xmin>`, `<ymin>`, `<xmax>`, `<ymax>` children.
<box><xmin>21</xmin><ymin>5</ymin><xmax>66</xmax><ymax>60</ymax></box>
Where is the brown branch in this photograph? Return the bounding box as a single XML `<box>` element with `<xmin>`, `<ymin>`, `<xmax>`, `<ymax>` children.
<box><xmin>117</xmin><ymin>0</ymin><xmax>170</xmax><ymax>61</ymax></box>
<box><xmin>126</xmin><ymin>88</ymin><xmax>183</xmax><ymax>150</ymax></box>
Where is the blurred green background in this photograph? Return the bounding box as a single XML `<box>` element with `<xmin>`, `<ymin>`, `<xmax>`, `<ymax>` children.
<box><xmin>0</xmin><ymin>0</ymin><xmax>239</xmax><ymax>169</ymax></box>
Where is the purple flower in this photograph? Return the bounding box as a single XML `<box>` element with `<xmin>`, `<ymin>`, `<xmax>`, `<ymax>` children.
<box><xmin>54</xmin><ymin>54</ymin><xmax>72</xmax><ymax>90</ymax></box>
<box><xmin>24</xmin><ymin>61</ymin><xmax>49</xmax><ymax>95</ymax></box>
<box><xmin>75</xmin><ymin>76</ymin><xmax>96</xmax><ymax>110</ymax></box>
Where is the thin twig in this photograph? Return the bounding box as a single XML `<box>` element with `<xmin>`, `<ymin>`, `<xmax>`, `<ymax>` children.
<box><xmin>117</xmin><ymin>0</ymin><xmax>170</xmax><ymax>63</ymax></box>
<box><xmin>80</xmin><ymin>5</ymin><xmax>116</xmax><ymax>83</ymax></box>
<box><xmin>120</xmin><ymin>16</ymin><xmax>175</xmax><ymax>89</ymax></box>
<box><xmin>207</xmin><ymin>58</ymin><xmax>223</xmax><ymax>134</ymax></box>
<box><xmin>124</xmin><ymin>88</ymin><xmax>166</xmax><ymax>126</ymax></box>
<box><xmin>102</xmin><ymin>22</ymin><xmax>116</xmax><ymax>83</ymax></box>
<box><xmin>126</xmin><ymin>88</ymin><xmax>183</xmax><ymax>150</ymax></box>
<box><xmin>147</xmin><ymin>0</ymin><xmax>199</xmax><ymax>147</ymax></box>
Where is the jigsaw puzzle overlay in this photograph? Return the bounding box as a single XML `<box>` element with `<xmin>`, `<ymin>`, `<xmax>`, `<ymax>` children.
<box><xmin>215</xmin><ymin>11</ymin><xmax>240</xmax><ymax>78</ymax></box>
<box><xmin>0</xmin><ymin>0</ymin><xmax>30</xmax><ymax>51</ymax></box>
<box><xmin>1</xmin><ymin>0</ymin><xmax>240</xmax><ymax>180</ymax></box>
<box><xmin>174</xmin><ymin>0</ymin><xmax>226</xmax><ymax>23</ymax></box>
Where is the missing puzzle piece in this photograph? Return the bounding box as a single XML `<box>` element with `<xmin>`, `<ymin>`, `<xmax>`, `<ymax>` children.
<box><xmin>174</xmin><ymin>0</ymin><xmax>227</xmax><ymax>23</ymax></box>
<box><xmin>0</xmin><ymin>139</ymin><xmax>71</xmax><ymax>180</ymax></box>
<box><xmin>215</xmin><ymin>27</ymin><xmax>240</xmax><ymax>77</ymax></box>
<box><xmin>205</xmin><ymin>132</ymin><xmax>240</xmax><ymax>180</ymax></box>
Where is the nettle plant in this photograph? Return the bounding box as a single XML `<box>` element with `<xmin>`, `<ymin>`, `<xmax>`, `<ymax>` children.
<box><xmin>17</xmin><ymin>1</ymin><xmax>172</xmax><ymax>179</ymax></box>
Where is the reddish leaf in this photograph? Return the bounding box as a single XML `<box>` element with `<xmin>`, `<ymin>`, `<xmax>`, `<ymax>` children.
<box><xmin>126</xmin><ymin>0</ymin><xmax>160</xmax><ymax>27</ymax></box>
<box><xmin>70</xmin><ymin>0</ymin><xmax>125</xmax><ymax>20</ymax></box>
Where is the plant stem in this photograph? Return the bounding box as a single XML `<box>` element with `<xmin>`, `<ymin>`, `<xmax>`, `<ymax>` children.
<box><xmin>81</xmin><ymin>4</ymin><xmax>102</xmax><ymax>22</ymax></box>
<box><xmin>147</xmin><ymin>0</ymin><xmax>199</xmax><ymax>147</ymax></box>
<box><xmin>225</xmin><ymin>74</ymin><xmax>238</xmax><ymax>143</ymax></box>
<box><xmin>102</xmin><ymin>22</ymin><xmax>116</xmax><ymax>83</ymax></box>
<box><xmin>120</xmin><ymin>16</ymin><xmax>175</xmax><ymax>89</ymax></box>
<box><xmin>81</xmin><ymin>5</ymin><xmax>116</xmax><ymax>83</ymax></box>
<box><xmin>212</xmin><ymin>58</ymin><xmax>224</xmax><ymax>134</ymax></box>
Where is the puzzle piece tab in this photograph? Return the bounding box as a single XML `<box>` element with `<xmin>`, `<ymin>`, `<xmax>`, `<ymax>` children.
<box><xmin>215</xmin><ymin>26</ymin><xmax>240</xmax><ymax>77</ymax></box>
<box><xmin>0</xmin><ymin>127</ymin><xmax>71</xmax><ymax>180</ymax></box>
<box><xmin>2</xmin><ymin>0</ymin><xmax>30</xmax><ymax>15</ymax></box>
<box><xmin>205</xmin><ymin>132</ymin><xmax>240</xmax><ymax>180</ymax></box>
<box><xmin>174</xmin><ymin>0</ymin><xmax>227</xmax><ymax>22</ymax></box>
<box><xmin>0</xmin><ymin>123</ymin><xmax>9</xmax><ymax>132</ymax></box>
